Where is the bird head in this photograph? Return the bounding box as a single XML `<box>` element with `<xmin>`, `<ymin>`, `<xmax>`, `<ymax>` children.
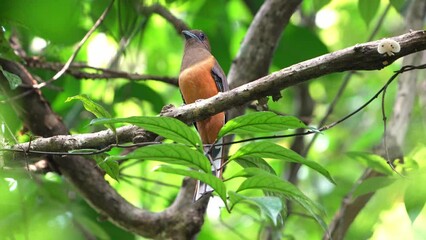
<box><xmin>182</xmin><ymin>30</ymin><xmax>211</xmax><ymax>52</ymax></box>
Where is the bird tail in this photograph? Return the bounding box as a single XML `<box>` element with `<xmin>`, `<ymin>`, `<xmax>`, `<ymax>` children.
<box><xmin>194</xmin><ymin>138</ymin><xmax>224</xmax><ymax>201</ymax></box>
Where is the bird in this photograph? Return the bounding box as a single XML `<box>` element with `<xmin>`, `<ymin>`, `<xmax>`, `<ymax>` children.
<box><xmin>178</xmin><ymin>29</ymin><xmax>228</xmax><ymax>201</ymax></box>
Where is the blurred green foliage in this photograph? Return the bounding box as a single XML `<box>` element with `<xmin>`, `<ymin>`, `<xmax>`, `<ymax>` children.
<box><xmin>1</xmin><ymin>0</ymin><xmax>425</xmax><ymax>239</ymax></box>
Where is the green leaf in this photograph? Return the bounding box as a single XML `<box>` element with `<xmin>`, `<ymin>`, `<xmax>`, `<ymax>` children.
<box><xmin>353</xmin><ymin>176</ymin><xmax>396</xmax><ymax>198</ymax></box>
<box><xmin>227</xmin><ymin>167</ymin><xmax>284</xmax><ymax>205</ymax></box>
<box><xmin>230</xmin><ymin>141</ymin><xmax>335</xmax><ymax>184</ymax></box>
<box><xmin>0</xmin><ymin>66</ymin><xmax>22</xmax><ymax>90</ymax></box>
<box><xmin>156</xmin><ymin>165</ymin><xmax>227</xmax><ymax>207</ymax></box>
<box><xmin>107</xmin><ymin>144</ymin><xmax>210</xmax><ymax>173</ymax></box>
<box><xmin>358</xmin><ymin>0</ymin><xmax>380</xmax><ymax>27</ymax></box>
<box><xmin>237</xmin><ymin>173</ymin><xmax>307</xmax><ymax>199</ymax></box>
<box><xmin>236</xmin><ymin>172</ymin><xmax>327</xmax><ymax>230</ymax></box>
<box><xmin>66</xmin><ymin>94</ymin><xmax>111</xmax><ymax>118</ymax></box>
<box><xmin>234</xmin><ymin>156</ymin><xmax>277</xmax><ymax>175</ymax></box>
<box><xmin>218</xmin><ymin>112</ymin><xmax>309</xmax><ymax>138</ymax></box>
<box><xmin>389</xmin><ymin>0</ymin><xmax>406</xmax><ymax>13</ymax></box>
<box><xmin>66</xmin><ymin>94</ymin><xmax>115</xmax><ymax>133</ymax></box>
<box><xmin>93</xmin><ymin>154</ymin><xmax>119</xmax><ymax>181</ymax></box>
<box><xmin>227</xmin><ymin>167</ymin><xmax>274</xmax><ymax>181</ymax></box>
<box><xmin>91</xmin><ymin>116</ymin><xmax>202</xmax><ymax>150</ymax></box>
<box><xmin>404</xmin><ymin>171</ymin><xmax>426</xmax><ymax>223</ymax></box>
<box><xmin>229</xmin><ymin>191</ymin><xmax>282</xmax><ymax>226</ymax></box>
<box><xmin>347</xmin><ymin>152</ymin><xmax>394</xmax><ymax>175</ymax></box>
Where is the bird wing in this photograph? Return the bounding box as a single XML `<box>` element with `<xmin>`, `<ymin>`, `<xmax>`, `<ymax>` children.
<box><xmin>211</xmin><ymin>61</ymin><xmax>228</xmax><ymax>92</ymax></box>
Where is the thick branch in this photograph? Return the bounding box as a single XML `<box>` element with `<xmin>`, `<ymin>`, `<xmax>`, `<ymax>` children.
<box><xmin>227</xmin><ymin>0</ymin><xmax>301</xmax><ymax>129</ymax></box>
<box><xmin>9</xmin><ymin>30</ymin><xmax>426</xmax><ymax>153</ymax></box>
<box><xmin>325</xmin><ymin>1</ymin><xmax>426</xmax><ymax>239</ymax></box>
<box><xmin>9</xmin><ymin>125</ymin><xmax>139</xmax><ymax>155</ymax></box>
<box><xmin>228</xmin><ymin>0</ymin><xmax>302</xmax><ymax>88</ymax></box>
<box><xmin>0</xmin><ymin>59</ymin><xmax>207</xmax><ymax>239</ymax></box>
<box><xmin>4</xmin><ymin>1</ymin><xmax>423</xmax><ymax>238</ymax></box>
<box><xmin>167</xmin><ymin>30</ymin><xmax>426</xmax><ymax>123</ymax></box>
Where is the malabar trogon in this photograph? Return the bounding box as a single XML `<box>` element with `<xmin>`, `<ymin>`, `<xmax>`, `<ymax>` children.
<box><xmin>179</xmin><ymin>30</ymin><xmax>228</xmax><ymax>200</ymax></box>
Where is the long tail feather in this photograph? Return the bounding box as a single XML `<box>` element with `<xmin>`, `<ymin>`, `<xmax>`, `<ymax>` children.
<box><xmin>194</xmin><ymin>139</ymin><xmax>224</xmax><ymax>201</ymax></box>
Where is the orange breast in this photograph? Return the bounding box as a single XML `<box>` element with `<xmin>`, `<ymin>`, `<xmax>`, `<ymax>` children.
<box><xmin>179</xmin><ymin>56</ymin><xmax>225</xmax><ymax>144</ymax></box>
<box><xmin>179</xmin><ymin>56</ymin><xmax>219</xmax><ymax>104</ymax></box>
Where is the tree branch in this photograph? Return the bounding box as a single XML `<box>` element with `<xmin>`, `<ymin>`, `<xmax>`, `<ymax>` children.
<box><xmin>166</xmin><ymin>30</ymin><xmax>426</xmax><ymax>123</ymax></box>
<box><xmin>24</xmin><ymin>57</ymin><xmax>178</xmax><ymax>86</ymax></box>
<box><xmin>0</xmin><ymin>59</ymin><xmax>207</xmax><ymax>239</ymax></box>
<box><xmin>228</xmin><ymin>0</ymin><xmax>302</xmax><ymax>89</ymax></box>
<box><xmin>139</xmin><ymin>3</ymin><xmax>189</xmax><ymax>33</ymax></box>
<box><xmin>34</xmin><ymin>0</ymin><xmax>116</xmax><ymax>89</ymax></box>
<box><xmin>2</xmin><ymin>20</ymin><xmax>426</xmax><ymax>240</ymax></box>
<box><xmin>8</xmin><ymin>30</ymin><xmax>426</xmax><ymax>154</ymax></box>
<box><xmin>325</xmin><ymin>1</ymin><xmax>426</xmax><ymax>239</ymax></box>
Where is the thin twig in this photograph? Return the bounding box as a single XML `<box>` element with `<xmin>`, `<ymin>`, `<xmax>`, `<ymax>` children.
<box><xmin>1</xmin><ymin>141</ymin><xmax>161</xmax><ymax>156</ymax></box>
<box><xmin>33</xmin><ymin>0</ymin><xmax>116</xmax><ymax>89</ymax></box>
<box><xmin>302</xmin><ymin>3</ymin><xmax>392</xmax><ymax>157</ymax></box>
<box><xmin>120</xmin><ymin>177</ymin><xmax>174</xmax><ymax>202</ymax></box>
<box><xmin>3</xmin><ymin>65</ymin><xmax>424</xmax><ymax>159</ymax></box>
<box><xmin>219</xmin><ymin>216</ymin><xmax>251</xmax><ymax>240</ymax></box>
<box><xmin>120</xmin><ymin>173</ymin><xmax>180</xmax><ymax>188</ymax></box>
<box><xmin>140</xmin><ymin>3</ymin><xmax>189</xmax><ymax>33</ymax></box>
<box><xmin>215</xmin><ymin>64</ymin><xmax>426</xmax><ymax>147</ymax></box>
<box><xmin>25</xmin><ymin>58</ymin><xmax>178</xmax><ymax>86</ymax></box>
<box><xmin>381</xmin><ymin>76</ymin><xmax>401</xmax><ymax>175</ymax></box>
<box><xmin>119</xmin><ymin>159</ymin><xmax>145</xmax><ymax>172</ymax></box>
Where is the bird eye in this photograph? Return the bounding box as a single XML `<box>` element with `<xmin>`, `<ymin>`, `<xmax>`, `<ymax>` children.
<box><xmin>199</xmin><ymin>33</ymin><xmax>205</xmax><ymax>40</ymax></box>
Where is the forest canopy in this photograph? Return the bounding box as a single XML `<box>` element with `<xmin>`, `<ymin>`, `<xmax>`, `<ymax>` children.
<box><xmin>1</xmin><ymin>0</ymin><xmax>425</xmax><ymax>239</ymax></box>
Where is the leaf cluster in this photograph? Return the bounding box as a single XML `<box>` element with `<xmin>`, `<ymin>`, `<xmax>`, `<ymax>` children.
<box><xmin>85</xmin><ymin>101</ymin><xmax>333</xmax><ymax>228</ymax></box>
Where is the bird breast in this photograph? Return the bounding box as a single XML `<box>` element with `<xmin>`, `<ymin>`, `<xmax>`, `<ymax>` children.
<box><xmin>179</xmin><ymin>56</ymin><xmax>219</xmax><ymax>104</ymax></box>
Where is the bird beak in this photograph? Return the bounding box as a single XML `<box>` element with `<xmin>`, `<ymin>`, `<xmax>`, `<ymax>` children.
<box><xmin>182</xmin><ymin>30</ymin><xmax>199</xmax><ymax>41</ymax></box>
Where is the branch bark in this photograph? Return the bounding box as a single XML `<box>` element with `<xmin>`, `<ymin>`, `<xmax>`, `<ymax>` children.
<box><xmin>9</xmin><ymin>30</ymin><xmax>426</xmax><ymax>154</ymax></box>
<box><xmin>325</xmin><ymin>1</ymin><xmax>426</xmax><ymax>239</ymax></box>
<box><xmin>227</xmin><ymin>0</ymin><xmax>302</xmax><ymax>127</ymax></box>
<box><xmin>228</xmin><ymin>0</ymin><xmax>302</xmax><ymax>89</ymax></box>
<box><xmin>0</xmin><ymin>59</ymin><xmax>208</xmax><ymax>239</ymax></box>
<box><xmin>167</xmin><ymin>30</ymin><xmax>426</xmax><ymax>123</ymax></box>
<box><xmin>2</xmin><ymin>5</ymin><xmax>426</xmax><ymax>239</ymax></box>
<box><xmin>3</xmin><ymin>1</ymin><xmax>304</xmax><ymax>238</ymax></box>
<box><xmin>25</xmin><ymin>57</ymin><xmax>178</xmax><ymax>86</ymax></box>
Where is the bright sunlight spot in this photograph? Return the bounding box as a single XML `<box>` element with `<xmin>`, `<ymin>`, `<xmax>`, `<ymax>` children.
<box><xmin>371</xmin><ymin>202</ymin><xmax>414</xmax><ymax>240</ymax></box>
<box><xmin>87</xmin><ymin>33</ymin><xmax>117</xmax><ymax>68</ymax></box>
<box><xmin>314</xmin><ymin>135</ymin><xmax>330</xmax><ymax>152</ymax></box>
<box><xmin>317</xmin><ymin>178</ymin><xmax>334</xmax><ymax>194</ymax></box>
<box><xmin>207</xmin><ymin>196</ymin><xmax>225</xmax><ymax>220</ymax></box>
<box><xmin>5</xmin><ymin>178</ymin><xmax>17</xmax><ymax>191</ymax></box>
<box><xmin>30</xmin><ymin>36</ymin><xmax>48</xmax><ymax>53</ymax></box>
<box><xmin>49</xmin><ymin>211</ymin><xmax>73</xmax><ymax>228</ymax></box>
<box><xmin>315</xmin><ymin>9</ymin><xmax>338</xmax><ymax>29</ymax></box>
